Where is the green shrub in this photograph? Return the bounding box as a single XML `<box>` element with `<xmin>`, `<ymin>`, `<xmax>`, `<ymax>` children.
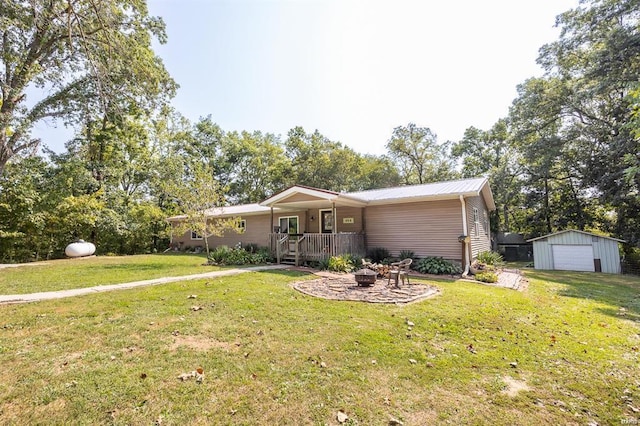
<box><xmin>314</xmin><ymin>257</ymin><xmax>331</xmax><ymax>270</ymax></box>
<box><xmin>475</xmin><ymin>271</ymin><xmax>498</xmax><ymax>283</ymax></box>
<box><xmin>416</xmin><ymin>257</ymin><xmax>461</xmax><ymax>275</ymax></box>
<box><xmin>398</xmin><ymin>250</ymin><xmax>416</xmax><ymax>262</ymax></box>
<box><xmin>366</xmin><ymin>247</ymin><xmax>390</xmax><ymax>263</ymax></box>
<box><xmin>243</xmin><ymin>243</ymin><xmax>260</xmax><ymax>253</ymax></box>
<box><xmin>477</xmin><ymin>251</ymin><xmax>504</xmax><ymax>266</ymax></box>
<box><xmin>208</xmin><ymin>246</ymin><xmax>230</xmax><ymax>265</ymax></box>
<box><xmin>208</xmin><ymin>245</ymin><xmax>270</xmax><ymax>266</ymax></box>
<box><xmin>344</xmin><ymin>253</ymin><xmax>364</xmax><ymax>269</ymax></box>
<box><xmin>327</xmin><ymin>255</ymin><xmax>355</xmax><ymax>273</ymax></box>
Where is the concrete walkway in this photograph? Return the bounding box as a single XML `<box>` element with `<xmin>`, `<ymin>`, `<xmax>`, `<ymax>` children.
<box><xmin>0</xmin><ymin>264</ymin><xmax>290</xmax><ymax>305</ymax></box>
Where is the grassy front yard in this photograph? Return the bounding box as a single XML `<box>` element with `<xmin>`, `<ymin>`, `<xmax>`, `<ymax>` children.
<box><xmin>0</xmin><ymin>257</ymin><xmax>639</xmax><ymax>424</ymax></box>
<box><xmin>0</xmin><ymin>253</ymin><xmax>216</xmax><ymax>294</ymax></box>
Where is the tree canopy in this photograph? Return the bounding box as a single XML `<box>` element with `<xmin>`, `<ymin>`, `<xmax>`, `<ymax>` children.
<box><xmin>0</xmin><ymin>0</ymin><xmax>176</xmax><ymax>176</ymax></box>
<box><xmin>2</xmin><ymin>0</ymin><xmax>639</xmax><ymax>262</ymax></box>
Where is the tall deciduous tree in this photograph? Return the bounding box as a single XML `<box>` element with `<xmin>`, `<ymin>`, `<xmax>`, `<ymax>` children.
<box><xmin>451</xmin><ymin>119</ymin><xmax>522</xmax><ymax>232</ymax></box>
<box><xmin>164</xmin><ymin>163</ymin><xmax>242</xmax><ymax>260</ymax></box>
<box><xmin>385</xmin><ymin>123</ymin><xmax>457</xmax><ymax>185</ymax></box>
<box><xmin>0</xmin><ymin>0</ymin><xmax>176</xmax><ymax>176</ymax></box>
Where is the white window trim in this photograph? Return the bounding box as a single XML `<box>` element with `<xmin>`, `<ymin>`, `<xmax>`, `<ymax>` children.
<box><xmin>239</xmin><ymin>219</ymin><xmax>247</xmax><ymax>232</ymax></box>
<box><xmin>279</xmin><ymin>215</ymin><xmax>300</xmax><ymax>234</ymax></box>
<box><xmin>191</xmin><ymin>231</ymin><xmax>203</xmax><ymax>240</ymax></box>
<box><xmin>483</xmin><ymin>210</ymin><xmax>489</xmax><ymax>236</ymax></box>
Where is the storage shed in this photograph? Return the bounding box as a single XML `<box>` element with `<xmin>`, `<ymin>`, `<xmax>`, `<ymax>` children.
<box><xmin>527</xmin><ymin>230</ymin><xmax>624</xmax><ymax>274</ymax></box>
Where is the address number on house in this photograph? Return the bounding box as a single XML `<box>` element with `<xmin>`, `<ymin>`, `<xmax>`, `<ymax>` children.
<box><xmin>343</xmin><ymin>218</ymin><xmax>354</xmax><ymax>224</ymax></box>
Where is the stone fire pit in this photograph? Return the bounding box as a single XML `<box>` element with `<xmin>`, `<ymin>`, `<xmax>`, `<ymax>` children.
<box><xmin>354</xmin><ymin>269</ymin><xmax>377</xmax><ymax>286</ymax></box>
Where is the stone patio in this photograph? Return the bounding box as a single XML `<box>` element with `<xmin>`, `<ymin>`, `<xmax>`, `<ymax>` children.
<box><xmin>292</xmin><ymin>271</ymin><xmax>439</xmax><ymax>304</ymax></box>
<box><xmin>290</xmin><ymin>268</ymin><xmax>525</xmax><ymax>304</ymax></box>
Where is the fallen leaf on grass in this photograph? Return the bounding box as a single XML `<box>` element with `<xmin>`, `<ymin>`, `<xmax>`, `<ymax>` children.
<box><xmin>389</xmin><ymin>416</ymin><xmax>404</xmax><ymax>425</ymax></box>
<box><xmin>187</xmin><ymin>295</ymin><xmax>198</xmax><ymax>299</ymax></box>
<box><xmin>191</xmin><ymin>306</ymin><xmax>202</xmax><ymax>311</ymax></box>
<box><xmin>140</xmin><ymin>373</ymin><xmax>147</xmax><ymax>379</ymax></box>
<box><xmin>467</xmin><ymin>344</ymin><xmax>477</xmax><ymax>354</ymax></box>
<box><xmin>337</xmin><ymin>410</ymin><xmax>349</xmax><ymax>423</ymax></box>
<box><xmin>509</xmin><ymin>362</ymin><xmax>518</xmax><ymax>368</ymax></box>
<box><xmin>408</xmin><ymin>359</ymin><xmax>418</xmax><ymax>364</ymax></box>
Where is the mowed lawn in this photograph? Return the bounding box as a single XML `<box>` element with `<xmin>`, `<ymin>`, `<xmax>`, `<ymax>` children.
<box><xmin>0</xmin><ymin>257</ymin><xmax>639</xmax><ymax>425</ymax></box>
<box><xmin>0</xmin><ymin>253</ymin><xmax>217</xmax><ymax>294</ymax></box>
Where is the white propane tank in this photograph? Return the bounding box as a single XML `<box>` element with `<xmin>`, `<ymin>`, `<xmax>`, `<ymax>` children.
<box><xmin>65</xmin><ymin>240</ymin><xmax>96</xmax><ymax>258</ymax></box>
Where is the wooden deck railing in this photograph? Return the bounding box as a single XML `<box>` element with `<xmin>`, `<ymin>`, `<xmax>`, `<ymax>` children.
<box><xmin>268</xmin><ymin>232</ymin><xmax>365</xmax><ymax>264</ymax></box>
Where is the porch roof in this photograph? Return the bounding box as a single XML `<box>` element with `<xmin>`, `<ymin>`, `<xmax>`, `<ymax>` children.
<box><xmin>260</xmin><ymin>185</ymin><xmax>367</xmax><ymax>209</ymax></box>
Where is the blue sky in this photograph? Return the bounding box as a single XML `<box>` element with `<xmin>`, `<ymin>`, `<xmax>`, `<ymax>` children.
<box><xmin>36</xmin><ymin>0</ymin><xmax>579</xmax><ymax>155</ymax></box>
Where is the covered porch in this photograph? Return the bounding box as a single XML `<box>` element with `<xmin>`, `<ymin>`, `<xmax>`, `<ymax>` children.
<box><xmin>261</xmin><ymin>185</ymin><xmax>368</xmax><ymax>265</ymax></box>
<box><xmin>268</xmin><ymin>232</ymin><xmax>366</xmax><ymax>265</ymax></box>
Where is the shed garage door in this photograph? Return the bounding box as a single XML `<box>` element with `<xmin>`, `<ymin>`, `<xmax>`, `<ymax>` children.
<box><xmin>552</xmin><ymin>245</ymin><xmax>595</xmax><ymax>272</ymax></box>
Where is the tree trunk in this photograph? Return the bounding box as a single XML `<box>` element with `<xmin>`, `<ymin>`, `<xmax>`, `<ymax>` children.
<box><xmin>544</xmin><ymin>177</ymin><xmax>552</xmax><ymax>233</ymax></box>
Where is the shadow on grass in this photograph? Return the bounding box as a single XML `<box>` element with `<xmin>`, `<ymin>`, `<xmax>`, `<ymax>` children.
<box><xmin>531</xmin><ymin>270</ymin><xmax>640</xmax><ymax>321</ymax></box>
<box><xmin>254</xmin><ymin>269</ymin><xmax>314</xmax><ymax>279</ymax></box>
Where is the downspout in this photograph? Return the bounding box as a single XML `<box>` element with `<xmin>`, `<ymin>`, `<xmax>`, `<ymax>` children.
<box><xmin>460</xmin><ymin>195</ymin><xmax>471</xmax><ymax>276</ymax></box>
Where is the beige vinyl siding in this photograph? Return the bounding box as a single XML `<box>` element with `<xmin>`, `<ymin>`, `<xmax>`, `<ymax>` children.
<box><xmin>364</xmin><ymin>199</ymin><xmax>463</xmax><ymax>260</ymax></box>
<box><xmin>304</xmin><ymin>207</ymin><xmax>364</xmax><ymax>233</ymax></box>
<box><xmin>282</xmin><ymin>193</ymin><xmax>326</xmax><ymax>203</ymax></box>
<box><xmin>172</xmin><ymin>214</ymin><xmax>272</xmax><ymax>248</ymax></box>
<box><xmin>465</xmin><ymin>195</ymin><xmax>491</xmax><ymax>259</ymax></box>
<box><xmin>336</xmin><ymin>207</ymin><xmax>364</xmax><ymax>233</ymax></box>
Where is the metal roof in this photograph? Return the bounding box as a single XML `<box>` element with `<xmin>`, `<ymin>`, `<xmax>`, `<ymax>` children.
<box><xmin>168</xmin><ymin>177</ymin><xmax>495</xmax><ymax>220</ymax></box>
<box><xmin>167</xmin><ymin>203</ymin><xmax>280</xmax><ymax>221</ymax></box>
<box><xmin>527</xmin><ymin>229</ymin><xmax>626</xmax><ymax>243</ymax></box>
<box><xmin>345</xmin><ymin>177</ymin><xmax>493</xmax><ymax>207</ymax></box>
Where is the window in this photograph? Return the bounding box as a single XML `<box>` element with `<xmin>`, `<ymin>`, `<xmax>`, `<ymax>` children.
<box><xmin>483</xmin><ymin>210</ymin><xmax>489</xmax><ymax>235</ymax></box>
<box><xmin>239</xmin><ymin>219</ymin><xmax>246</xmax><ymax>232</ymax></box>
<box><xmin>279</xmin><ymin>216</ymin><xmax>299</xmax><ymax>234</ymax></box>
<box><xmin>473</xmin><ymin>207</ymin><xmax>479</xmax><ymax>236</ymax></box>
<box><xmin>191</xmin><ymin>231</ymin><xmax>203</xmax><ymax>240</ymax></box>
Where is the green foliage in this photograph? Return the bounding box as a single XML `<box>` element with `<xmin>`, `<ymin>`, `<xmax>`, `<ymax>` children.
<box><xmin>344</xmin><ymin>253</ymin><xmax>364</xmax><ymax>269</ymax></box>
<box><xmin>476</xmin><ymin>251</ymin><xmax>504</xmax><ymax>266</ymax></box>
<box><xmin>327</xmin><ymin>255</ymin><xmax>355</xmax><ymax>273</ymax></box>
<box><xmin>0</xmin><ymin>0</ymin><xmax>176</xmax><ymax>176</ymax></box>
<box><xmin>243</xmin><ymin>243</ymin><xmax>261</xmax><ymax>253</ymax></box>
<box><xmin>416</xmin><ymin>257</ymin><xmax>462</xmax><ymax>275</ymax></box>
<box><xmin>386</xmin><ymin>123</ymin><xmax>458</xmax><ymax>185</ymax></box>
<box><xmin>475</xmin><ymin>271</ymin><xmax>498</xmax><ymax>283</ymax></box>
<box><xmin>398</xmin><ymin>250</ymin><xmax>416</xmax><ymax>262</ymax></box>
<box><xmin>366</xmin><ymin>247</ymin><xmax>390</xmax><ymax>263</ymax></box>
<box><xmin>207</xmin><ymin>245</ymin><xmax>269</xmax><ymax>266</ymax></box>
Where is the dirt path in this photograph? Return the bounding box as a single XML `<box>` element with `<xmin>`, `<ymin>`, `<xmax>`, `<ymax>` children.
<box><xmin>0</xmin><ymin>265</ymin><xmax>290</xmax><ymax>305</ymax></box>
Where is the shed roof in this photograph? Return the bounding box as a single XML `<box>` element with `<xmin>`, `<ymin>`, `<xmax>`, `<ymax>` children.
<box><xmin>527</xmin><ymin>229</ymin><xmax>625</xmax><ymax>243</ymax></box>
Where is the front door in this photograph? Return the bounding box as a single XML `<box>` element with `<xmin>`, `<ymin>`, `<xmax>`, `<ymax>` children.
<box><xmin>320</xmin><ymin>210</ymin><xmax>333</xmax><ymax>233</ymax></box>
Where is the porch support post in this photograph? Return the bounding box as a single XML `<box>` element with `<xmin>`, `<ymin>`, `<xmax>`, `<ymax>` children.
<box><xmin>270</xmin><ymin>207</ymin><xmax>274</xmax><ymax>232</ymax></box>
<box><xmin>332</xmin><ymin>202</ymin><xmax>337</xmax><ymax>256</ymax></box>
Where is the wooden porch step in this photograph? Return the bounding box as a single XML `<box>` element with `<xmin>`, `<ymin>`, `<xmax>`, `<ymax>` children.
<box><xmin>280</xmin><ymin>254</ymin><xmax>299</xmax><ymax>265</ymax></box>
